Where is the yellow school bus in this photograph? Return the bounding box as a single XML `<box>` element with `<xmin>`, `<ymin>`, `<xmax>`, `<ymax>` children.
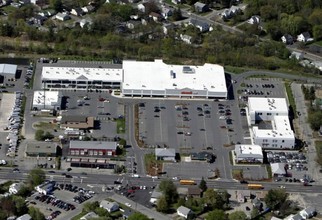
<box><xmin>247</xmin><ymin>184</ymin><xmax>264</xmax><ymax>189</ymax></box>
<box><xmin>179</xmin><ymin>180</ymin><xmax>196</xmax><ymax>185</ymax></box>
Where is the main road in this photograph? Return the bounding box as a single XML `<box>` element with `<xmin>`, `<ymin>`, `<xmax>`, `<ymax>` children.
<box><xmin>1</xmin><ymin>168</ymin><xmax>320</xmax><ymax>194</ymax></box>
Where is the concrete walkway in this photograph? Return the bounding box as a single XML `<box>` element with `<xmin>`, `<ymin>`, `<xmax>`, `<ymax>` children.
<box><xmin>109</xmin><ymin>193</ymin><xmax>171</xmax><ymax>220</ymax></box>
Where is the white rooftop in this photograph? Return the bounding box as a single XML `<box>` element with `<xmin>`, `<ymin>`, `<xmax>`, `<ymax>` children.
<box><xmin>0</xmin><ymin>64</ymin><xmax>17</xmax><ymax>75</ymax></box>
<box><xmin>42</xmin><ymin>66</ymin><xmax>123</xmax><ymax>81</ymax></box>
<box><xmin>253</xmin><ymin>115</ymin><xmax>294</xmax><ymax>138</ymax></box>
<box><xmin>248</xmin><ymin>97</ymin><xmax>288</xmax><ymax>113</ymax></box>
<box><xmin>235</xmin><ymin>144</ymin><xmax>263</xmax><ymax>156</ymax></box>
<box><xmin>122</xmin><ymin>59</ymin><xmax>227</xmax><ymax>93</ymax></box>
<box><xmin>33</xmin><ymin>91</ymin><xmax>60</xmax><ymax>106</ymax></box>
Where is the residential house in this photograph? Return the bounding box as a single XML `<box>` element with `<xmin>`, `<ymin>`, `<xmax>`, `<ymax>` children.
<box><xmin>19</xmin><ymin>0</ymin><xmax>30</xmax><ymax>5</ymax></box>
<box><xmin>80</xmin><ymin>211</ymin><xmax>99</xmax><ymax>220</ymax></box>
<box><xmin>55</xmin><ymin>13</ymin><xmax>70</xmax><ymax>21</ymax></box>
<box><xmin>299</xmin><ymin>207</ymin><xmax>316</xmax><ymax>219</ymax></box>
<box><xmin>161</xmin><ymin>6</ymin><xmax>173</xmax><ymax>19</ymax></box>
<box><xmin>172</xmin><ymin>0</ymin><xmax>181</xmax><ymax>4</ymax></box>
<box><xmin>180</xmin><ymin>34</ymin><xmax>192</xmax><ymax>44</ymax></box>
<box><xmin>155</xmin><ymin>148</ymin><xmax>176</xmax><ymax>161</ymax></box>
<box><xmin>30</xmin><ymin>0</ymin><xmax>39</xmax><ymax>4</ymax></box>
<box><xmin>11</xmin><ymin>2</ymin><xmax>22</xmax><ymax>7</ymax></box>
<box><xmin>177</xmin><ymin>206</ymin><xmax>193</xmax><ymax>219</ymax></box>
<box><xmin>150</xmin><ymin>188</ymin><xmax>162</xmax><ymax>204</ymax></box>
<box><xmin>137</xmin><ymin>3</ymin><xmax>146</xmax><ymax>13</ymax></box>
<box><xmin>71</xmin><ymin>8</ymin><xmax>85</xmax><ymax>16</ymax></box>
<box><xmin>100</xmin><ymin>201</ymin><xmax>119</xmax><ymax>213</ymax></box>
<box><xmin>187</xmin><ymin>187</ymin><xmax>201</xmax><ymax>198</ymax></box>
<box><xmin>289</xmin><ymin>51</ymin><xmax>304</xmax><ymax>60</ymax></box>
<box><xmin>252</xmin><ymin>198</ymin><xmax>262</xmax><ymax>209</ymax></box>
<box><xmin>1</xmin><ymin>0</ymin><xmax>12</xmax><ymax>6</ymax></box>
<box><xmin>285</xmin><ymin>214</ymin><xmax>304</xmax><ymax>220</ymax></box>
<box><xmin>297</xmin><ymin>32</ymin><xmax>313</xmax><ymax>42</ymax></box>
<box><xmin>311</xmin><ymin>60</ymin><xmax>322</xmax><ymax>71</ymax></box>
<box><xmin>149</xmin><ymin>12</ymin><xmax>162</xmax><ymax>22</ymax></box>
<box><xmin>39</xmin><ymin>9</ymin><xmax>56</xmax><ymax>17</ymax></box>
<box><xmin>16</xmin><ymin>214</ymin><xmax>32</xmax><ymax>220</ymax></box>
<box><xmin>9</xmin><ymin>182</ymin><xmax>24</xmax><ymax>195</ymax></box>
<box><xmin>248</xmin><ymin>15</ymin><xmax>260</xmax><ymax>25</ymax></box>
<box><xmin>35</xmin><ymin>181</ymin><xmax>55</xmax><ymax>195</ymax></box>
<box><xmin>194</xmin><ymin>2</ymin><xmax>208</xmax><ymax>13</ymax></box>
<box><xmin>33</xmin><ymin>15</ymin><xmax>47</xmax><ymax>26</ymax></box>
<box><xmin>123</xmin><ymin>209</ymin><xmax>135</xmax><ymax>219</ymax></box>
<box><xmin>189</xmin><ymin>18</ymin><xmax>209</xmax><ymax>32</ymax></box>
<box><xmin>81</xmin><ymin>5</ymin><xmax>95</xmax><ymax>13</ymax></box>
<box><xmin>80</xmin><ymin>18</ymin><xmax>93</xmax><ymax>28</ymax></box>
<box><xmin>163</xmin><ymin>23</ymin><xmax>175</xmax><ymax>35</ymax></box>
<box><xmin>281</xmin><ymin>34</ymin><xmax>294</xmax><ymax>44</ymax></box>
<box><xmin>222</xmin><ymin>5</ymin><xmax>241</xmax><ymax>19</ymax></box>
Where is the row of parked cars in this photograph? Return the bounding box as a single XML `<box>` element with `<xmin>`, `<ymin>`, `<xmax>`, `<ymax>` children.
<box><xmin>5</xmin><ymin>91</ymin><xmax>23</xmax><ymax>157</ymax></box>
<box><xmin>57</xmin><ymin>183</ymin><xmax>94</xmax><ymax>204</ymax></box>
<box><xmin>35</xmin><ymin>194</ymin><xmax>76</xmax><ymax>211</ymax></box>
<box><xmin>46</xmin><ymin>210</ymin><xmax>61</xmax><ymax>220</ymax></box>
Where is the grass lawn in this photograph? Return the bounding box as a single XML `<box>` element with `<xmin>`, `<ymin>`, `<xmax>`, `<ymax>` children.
<box><xmin>284</xmin><ymin>81</ymin><xmax>297</xmax><ymax>118</ymax></box>
<box><xmin>34</xmin><ymin>121</ymin><xmax>58</xmax><ymax>130</ymax></box>
<box><xmin>232</xmin><ymin>169</ymin><xmax>243</xmax><ymax>180</ymax></box>
<box><xmin>116</xmin><ymin>118</ymin><xmax>125</xmax><ymax>134</ymax></box>
<box><xmin>71</xmin><ymin>211</ymin><xmax>87</xmax><ymax>220</ymax></box>
<box><xmin>315</xmin><ymin>141</ymin><xmax>322</xmax><ymax>166</ymax></box>
<box><xmin>314</xmin><ymin>40</ymin><xmax>322</xmax><ymax>47</ymax></box>
<box><xmin>144</xmin><ymin>153</ymin><xmax>162</xmax><ymax>176</ymax></box>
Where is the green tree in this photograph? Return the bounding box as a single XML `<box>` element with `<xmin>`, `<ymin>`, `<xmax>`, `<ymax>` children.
<box><xmin>206</xmin><ymin>209</ymin><xmax>227</xmax><ymax>220</ymax></box>
<box><xmin>228</xmin><ymin>211</ymin><xmax>247</xmax><ymax>220</ymax></box>
<box><xmin>35</xmin><ymin>130</ymin><xmax>45</xmax><ymax>141</ymax></box>
<box><xmin>28</xmin><ymin>168</ymin><xmax>46</xmax><ymax>187</ymax></box>
<box><xmin>251</xmin><ymin>208</ymin><xmax>260</xmax><ymax>219</ymax></box>
<box><xmin>16</xmin><ymin>185</ymin><xmax>32</xmax><ymax>197</ymax></box>
<box><xmin>172</xmin><ymin>8</ymin><xmax>183</xmax><ymax>21</ymax></box>
<box><xmin>159</xmin><ymin>179</ymin><xmax>178</xmax><ymax>204</ymax></box>
<box><xmin>83</xmin><ymin>201</ymin><xmax>100</xmax><ymax>212</ymax></box>
<box><xmin>156</xmin><ymin>196</ymin><xmax>169</xmax><ymax>213</ymax></box>
<box><xmin>199</xmin><ymin>177</ymin><xmax>207</xmax><ymax>193</ymax></box>
<box><xmin>29</xmin><ymin>206</ymin><xmax>45</xmax><ymax>220</ymax></box>
<box><xmin>313</xmin><ymin>25</ymin><xmax>322</xmax><ymax>40</ymax></box>
<box><xmin>308</xmin><ymin>111</ymin><xmax>322</xmax><ymax>130</ymax></box>
<box><xmin>95</xmin><ymin>207</ymin><xmax>110</xmax><ymax>217</ymax></box>
<box><xmin>308</xmin><ymin>9</ymin><xmax>322</xmax><ymax>26</ymax></box>
<box><xmin>12</xmin><ymin>196</ymin><xmax>28</xmax><ymax>216</ymax></box>
<box><xmin>50</xmin><ymin>0</ymin><xmax>63</xmax><ymax>12</ymax></box>
<box><xmin>264</xmin><ymin>189</ymin><xmax>288</xmax><ymax>210</ymax></box>
<box><xmin>128</xmin><ymin>212</ymin><xmax>150</xmax><ymax>220</ymax></box>
<box><xmin>203</xmin><ymin>189</ymin><xmax>226</xmax><ymax>210</ymax></box>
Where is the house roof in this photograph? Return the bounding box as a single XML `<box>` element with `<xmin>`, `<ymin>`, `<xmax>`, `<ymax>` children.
<box><xmin>69</xmin><ymin>141</ymin><xmax>117</xmax><ymax>150</ymax></box>
<box><xmin>301</xmin><ymin>32</ymin><xmax>310</xmax><ymax>38</ymax></box>
<box><xmin>194</xmin><ymin>2</ymin><xmax>206</xmax><ymax>7</ymax></box>
<box><xmin>177</xmin><ymin>206</ymin><xmax>192</xmax><ymax>215</ymax></box>
<box><xmin>100</xmin><ymin>201</ymin><xmax>119</xmax><ymax>210</ymax></box>
<box><xmin>189</xmin><ymin>18</ymin><xmax>209</xmax><ymax>27</ymax></box>
<box><xmin>17</xmin><ymin>214</ymin><xmax>32</xmax><ymax>220</ymax></box>
<box><xmin>80</xmin><ymin>211</ymin><xmax>99</xmax><ymax>220</ymax></box>
<box><xmin>155</xmin><ymin>148</ymin><xmax>175</xmax><ymax>157</ymax></box>
<box><xmin>271</xmin><ymin>163</ymin><xmax>286</xmax><ymax>175</ymax></box>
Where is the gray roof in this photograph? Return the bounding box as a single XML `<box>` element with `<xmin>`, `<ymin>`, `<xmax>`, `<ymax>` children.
<box><xmin>0</xmin><ymin>64</ymin><xmax>17</xmax><ymax>75</ymax></box>
<box><xmin>303</xmin><ymin>206</ymin><xmax>316</xmax><ymax>214</ymax></box>
<box><xmin>26</xmin><ymin>141</ymin><xmax>58</xmax><ymax>154</ymax></box>
<box><xmin>80</xmin><ymin>211</ymin><xmax>99</xmax><ymax>220</ymax></box>
<box><xmin>100</xmin><ymin>201</ymin><xmax>119</xmax><ymax>209</ymax></box>
<box><xmin>292</xmin><ymin>214</ymin><xmax>304</xmax><ymax>220</ymax></box>
<box><xmin>177</xmin><ymin>206</ymin><xmax>192</xmax><ymax>215</ymax></box>
<box><xmin>17</xmin><ymin>214</ymin><xmax>32</xmax><ymax>220</ymax></box>
<box><xmin>151</xmin><ymin>190</ymin><xmax>162</xmax><ymax>199</ymax></box>
<box><xmin>70</xmin><ymin>141</ymin><xmax>117</xmax><ymax>150</ymax></box>
<box><xmin>194</xmin><ymin>1</ymin><xmax>206</xmax><ymax>7</ymax></box>
<box><xmin>61</xmin><ymin>115</ymin><xmax>88</xmax><ymax>123</ymax></box>
<box><xmin>271</xmin><ymin>163</ymin><xmax>286</xmax><ymax>175</ymax></box>
<box><xmin>155</xmin><ymin>148</ymin><xmax>175</xmax><ymax>157</ymax></box>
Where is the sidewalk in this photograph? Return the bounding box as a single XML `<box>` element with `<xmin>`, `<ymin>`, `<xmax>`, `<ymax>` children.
<box><xmin>291</xmin><ymin>83</ymin><xmax>321</xmax><ymax>183</ymax></box>
<box><xmin>109</xmin><ymin>193</ymin><xmax>171</xmax><ymax>220</ymax></box>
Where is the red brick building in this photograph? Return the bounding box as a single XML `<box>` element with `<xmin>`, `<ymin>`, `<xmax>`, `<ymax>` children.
<box><xmin>69</xmin><ymin>141</ymin><xmax>117</xmax><ymax>157</ymax></box>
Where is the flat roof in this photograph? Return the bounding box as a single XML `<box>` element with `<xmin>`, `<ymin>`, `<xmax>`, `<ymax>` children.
<box><xmin>26</xmin><ymin>142</ymin><xmax>57</xmax><ymax>154</ymax></box>
<box><xmin>122</xmin><ymin>59</ymin><xmax>227</xmax><ymax>93</ymax></box>
<box><xmin>253</xmin><ymin>116</ymin><xmax>294</xmax><ymax>138</ymax></box>
<box><xmin>248</xmin><ymin>97</ymin><xmax>288</xmax><ymax>113</ymax></box>
<box><xmin>69</xmin><ymin>141</ymin><xmax>117</xmax><ymax>150</ymax></box>
<box><xmin>42</xmin><ymin>66</ymin><xmax>123</xmax><ymax>81</ymax></box>
<box><xmin>235</xmin><ymin>144</ymin><xmax>263</xmax><ymax>156</ymax></box>
<box><xmin>0</xmin><ymin>64</ymin><xmax>17</xmax><ymax>75</ymax></box>
<box><xmin>33</xmin><ymin>91</ymin><xmax>60</xmax><ymax>106</ymax></box>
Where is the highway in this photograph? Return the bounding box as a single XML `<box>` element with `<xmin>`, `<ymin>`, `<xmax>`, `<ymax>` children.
<box><xmin>1</xmin><ymin>168</ymin><xmax>320</xmax><ymax>194</ymax></box>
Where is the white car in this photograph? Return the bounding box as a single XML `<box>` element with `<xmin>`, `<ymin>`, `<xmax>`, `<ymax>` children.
<box><xmin>279</xmin><ymin>185</ymin><xmax>285</xmax><ymax>189</ymax></box>
<box><xmin>125</xmin><ymin>203</ymin><xmax>132</xmax><ymax>207</ymax></box>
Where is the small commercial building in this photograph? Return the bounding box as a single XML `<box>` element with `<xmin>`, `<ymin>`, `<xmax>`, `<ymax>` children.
<box><xmin>68</xmin><ymin>157</ymin><xmax>116</xmax><ymax>169</ymax></box>
<box><xmin>35</xmin><ymin>181</ymin><xmax>55</xmax><ymax>195</ymax></box>
<box><xmin>248</xmin><ymin>97</ymin><xmax>295</xmax><ymax>149</ymax></box>
<box><xmin>25</xmin><ymin>141</ymin><xmax>58</xmax><ymax>157</ymax></box>
<box><xmin>60</xmin><ymin>116</ymin><xmax>95</xmax><ymax>130</ymax></box>
<box><xmin>41</xmin><ymin>66</ymin><xmax>122</xmax><ymax>90</ymax></box>
<box><xmin>0</xmin><ymin>63</ymin><xmax>17</xmax><ymax>79</ymax></box>
<box><xmin>122</xmin><ymin>59</ymin><xmax>227</xmax><ymax>99</ymax></box>
<box><xmin>155</xmin><ymin>148</ymin><xmax>176</xmax><ymax>161</ymax></box>
<box><xmin>234</xmin><ymin>144</ymin><xmax>263</xmax><ymax>163</ymax></box>
<box><xmin>33</xmin><ymin>90</ymin><xmax>61</xmax><ymax>110</ymax></box>
<box><xmin>271</xmin><ymin>163</ymin><xmax>286</xmax><ymax>177</ymax></box>
<box><xmin>69</xmin><ymin>141</ymin><xmax>117</xmax><ymax>157</ymax></box>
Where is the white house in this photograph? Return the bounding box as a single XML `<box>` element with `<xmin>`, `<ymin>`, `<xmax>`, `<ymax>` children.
<box><xmin>234</xmin><ymin>145</ymin><xmax>263</xmax><ymax>163</ymax></box>
<box><xmin>248</xmin><ymin>15</ymin><xmax>260</xmax><ymax>25</ymax></box>
<box><xmin>180</xmin><ymin>34</ymin><xmax>193</xmax><ymax>44</ymax></box>
<box><xmin>297</xmin><ymin>32</ymin><xmax>313</xmax><ymax>42</ymax></box>
<box><xmin>289</xmin><ymin>51</ymin><xmax>304</xmax><ymax>60</ymax></box>
<box><xmin>16</xmin><ymin>214</ymin><xmax>32</xmax><ymax>220</ymax></box>
<box><xmin>299</xmin><ymin>207</ymin><xmax>316</xmax><ymax>219</ymax></box>
<box><xmin>177</xmin><ymin>206</ymin><xmax>193</xmax><ymax>219</ymax></box>
<box><xmin>9</xmin><ymin>182</ymin><xmax>24</xmax><ymax>195</ymax></box>
<box><xmin>137</xmin><ymin>3</ymin><xmax>145</xmax><ymax>13</ymax></box>
<box><xmin>161</xmin><ymin>6</ymin><xmax>173</xmax><ymax>19</ymax></box>
<box><xmin>79</xmin><ymin>18</ymin><xmax>93</xmax><ymax>28</ymax></box>
<box><xmin>100</xmin><ymin>201</ymin><xmax>119</xmax><ymax>213</ymax></box>
<box><xmin>81</xmin><ymin>5</ymin><xmax>95</xmax><ymax>13</ymax></box>
<box><xmin>71</xmin><ymin>8</ymin><xmax>84</xmax><ymax>16</ymax></box>
<box><xmin>281</xmin><ymin>34</ymin><xmax>294</xmax><ymax>44</ymax></box>
<box><xmin>55</xmin><ymin>13</ymin><xmax>70</xmax><ymax>21</ymax></box>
